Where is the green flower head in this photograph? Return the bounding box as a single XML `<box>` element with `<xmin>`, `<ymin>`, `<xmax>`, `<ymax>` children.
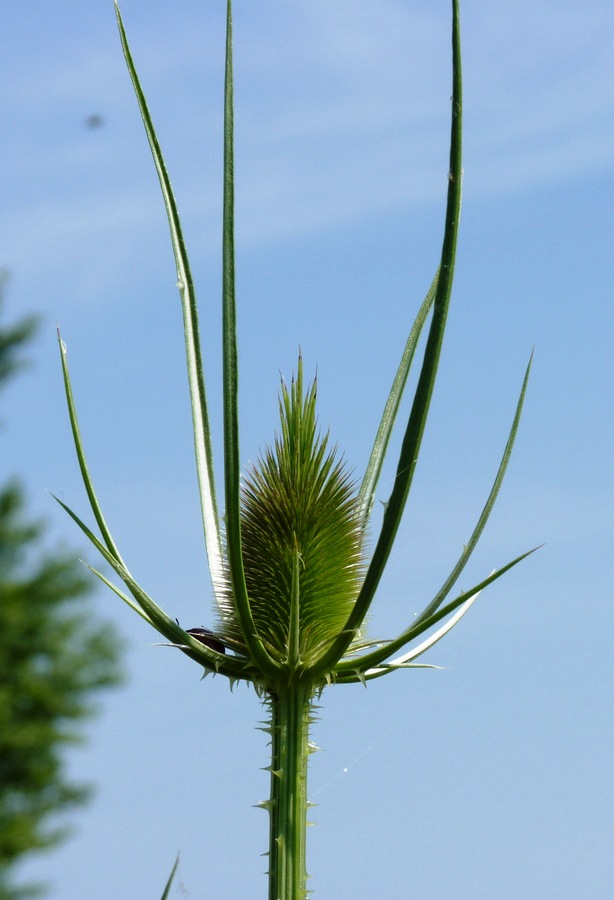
<box><xmin>218</xmin><ymin>357</ymin><xmax>366</xmax><ymax>673</ymax></box>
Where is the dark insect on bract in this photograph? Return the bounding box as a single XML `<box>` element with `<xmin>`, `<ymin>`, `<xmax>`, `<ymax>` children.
<box><xmin>186</xmin><ymin>627</ymin><xmax>226</xmax><ymax>654</ymax></box>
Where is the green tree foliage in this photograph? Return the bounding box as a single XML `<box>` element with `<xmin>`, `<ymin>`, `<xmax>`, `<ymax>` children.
<box><xmin>0</xmin><ymin>279</ymin><xmax>124</xmax><ymax>899</ymax></box>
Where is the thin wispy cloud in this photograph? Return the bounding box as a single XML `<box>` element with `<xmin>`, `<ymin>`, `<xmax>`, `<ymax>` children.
<box><xmin>1</xmin><ymin>0</ymin><xmax>612</xmax><ymax>306</ymax></box>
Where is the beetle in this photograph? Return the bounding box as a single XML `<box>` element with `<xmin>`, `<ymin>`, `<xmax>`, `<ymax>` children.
<box><xmin>174</xmin><ymin>618</ymin><xmax>227</xmax><ymax>654</ymax></box>
<box><xmin>186</xmin><ymin>626</ymin><xmax>226</xmax><ymax>655</ymax></box>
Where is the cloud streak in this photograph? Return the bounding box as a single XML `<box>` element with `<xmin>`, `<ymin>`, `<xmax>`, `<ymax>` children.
<box><xmin>2</xmin><ymin>0</ymin><xmax>612</xmax><ymax>305</ymax></box>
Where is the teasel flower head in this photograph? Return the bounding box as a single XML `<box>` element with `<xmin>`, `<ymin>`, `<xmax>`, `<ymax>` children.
<box><xmin>216</xmin><ymin>359</ymin><xmax>366</xmax><ymax>683</ymax></box>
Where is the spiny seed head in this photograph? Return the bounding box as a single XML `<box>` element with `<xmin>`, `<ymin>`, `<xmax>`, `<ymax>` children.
<box><xmin>218</xmin><ymin>359</ymin><xmax>365</xmax><ymax>669</ymax></box>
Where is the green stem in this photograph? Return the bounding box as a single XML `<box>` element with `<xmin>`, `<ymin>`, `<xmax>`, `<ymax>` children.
<box><xmin>266</xmin><ymin>682</ymin><xmax>313</xmax><ymax>900</ymax></box>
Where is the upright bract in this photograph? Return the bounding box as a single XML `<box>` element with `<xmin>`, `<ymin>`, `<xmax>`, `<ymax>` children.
<box><xmin>56</xmin><ymin>1</ymin><xmax>533</xmax><ymax>896</ymax></box>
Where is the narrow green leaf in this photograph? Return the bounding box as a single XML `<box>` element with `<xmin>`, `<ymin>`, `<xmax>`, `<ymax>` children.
<box><xmin>357</xmin><ymin>268</ymin><xmax>438</xmax><ymax>530</ymax></box>
<box><xmin>354</xmin><ymin>662</ymin><xmax>445</xmax><ymax>682</ymax></box>
<box><xmin>52</xmin><ymin>494</ymin><xmax>253</xmax><ymax>681</ymax></box>
<box><xmin>316</xmin><ymin>0</ymin><xmax>463</xmax><ymax>677</ymax></box>
<box><xmin>220</xmin><ymin>0</ymin><xmax>278</xmax><ymax>676</ymax></box>
<box><xmin>84</xmin><ymin>563</ymin><xmax>154</xmax><ymax>625</ymax></box>
<box><xmin>363</xmin><ymin>585</ymin><xmax>483</xmax><ymax>676</ymax></box>
<box><xmin>160</xmin><ymin>855</ymin><xmax>180</xmax><ymax>900</ymax></box>
<box><xmin>57</xmin><ymin>331</ymin><xmax>125</xmax><ymax>567</ymax></box>
<box><xmin>334</xmin><ymin>546</ymin><xmax>538</xmax><ymax>679</ymax></box>
<box><xmin>412</xmin><ymin>352</ymin><xmax>533</xmax><ymax>629</ymax></box>
<box><xmin>114</xmin><ymin>1</ymin><xmax>224</xmax><ymax>606</ymax></box>
<box><xmin>288</xmin><ymin>543</ymin><xmax>302</xmax><ymax>669</ymax></box>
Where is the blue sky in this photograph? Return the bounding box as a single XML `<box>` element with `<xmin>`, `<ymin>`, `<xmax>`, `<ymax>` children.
<box><xmin>2</xmin><ymin>0</ymin><xmax>614</xmax><ymax>897</ymax></box>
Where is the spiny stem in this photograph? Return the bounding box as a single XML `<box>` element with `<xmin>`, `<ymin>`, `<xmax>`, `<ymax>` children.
<box><xmin>267</xmin><ymin>683</ymin><xmax>313</xmax><ymax>900</ymax></box>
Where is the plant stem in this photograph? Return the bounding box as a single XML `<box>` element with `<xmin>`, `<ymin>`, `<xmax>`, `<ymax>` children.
<box><xmin>267</xmin><ymin>681</ymin><xmax>313</xmax><ymax>900</ymax></box>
